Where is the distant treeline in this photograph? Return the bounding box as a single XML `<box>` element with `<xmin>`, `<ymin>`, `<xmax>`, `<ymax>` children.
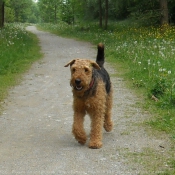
<box><xmin>0</xmin><ymin>0</ymin><xmax>175</xmax><ymax>27</ymax></box>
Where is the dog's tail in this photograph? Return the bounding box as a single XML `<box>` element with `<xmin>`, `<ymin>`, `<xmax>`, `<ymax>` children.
<box><xmin>96</xmin><ymin>43</ymin><xmax>104</xmax><ymax>67</ymax></box>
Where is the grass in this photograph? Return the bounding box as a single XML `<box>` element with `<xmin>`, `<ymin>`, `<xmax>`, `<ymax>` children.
<box><xmin>37</xmin><ymin>21</ymin><xmax>175</xmax><ymax>174</ymax></box>
<box><xmin>125</xmin><ymin>147</ymin><xmax>175</xmax><ymax>175</ymax></box>
<box><xmin>0</xmin><ymin>23</ymin><xmax>42</xmax><ymax>110</ymax></box>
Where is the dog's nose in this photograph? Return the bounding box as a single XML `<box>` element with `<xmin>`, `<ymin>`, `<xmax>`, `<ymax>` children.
<box><xmin>75</xmin><ymin>79</ymin><xmax>81</xmax><ymax>85</ymax></box>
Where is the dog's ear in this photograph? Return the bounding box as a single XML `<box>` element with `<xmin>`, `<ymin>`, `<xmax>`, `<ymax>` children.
<box><xmin>64</xmin><ymin>60</ymin><xmax>76</xmax><ymax>67</ymax></box>
<box><xmin>90</xmin><ymin>61</ymin><xmax>101</xmax><ymax>70</ymax></box>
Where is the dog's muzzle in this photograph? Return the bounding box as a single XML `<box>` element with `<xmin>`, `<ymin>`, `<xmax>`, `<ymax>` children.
<box><xmin>75</xmin><ymin>79</ymin><xmax>83</xmax><ymax>91</ymax></box>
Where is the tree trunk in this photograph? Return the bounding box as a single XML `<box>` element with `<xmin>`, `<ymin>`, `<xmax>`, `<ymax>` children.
<box><xmin>160</xmin><ymin>0</ymin><xmax>169</xmax><ymax>25</ymax></box>
<box><xmin>72</xmin><ymin>2</ymin><xmax>75</xmax><ymax>25</ymax></box>
<box><xmin>54</xmin><ymin>5</ymin><xmax>57</xmax><ymax>23</ymax></box>
<box><xmin>99</xmin><ymin>0</ymin><xmax>102</xmax><ymax>28</ymax></box>
<box><xmin>0</xmin><ymin>1</ymin><xmax>4</xmax><ymax>27</ymax></box>
<box><xmin>104</xmin><ymin>0</ymin><xmax>108</xmax><ymax>30</ymax></box>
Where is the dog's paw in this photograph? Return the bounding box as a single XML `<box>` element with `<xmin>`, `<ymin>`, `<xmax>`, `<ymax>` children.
<box><xmin>104</xmin><ymin>121</ymin><xmax>113</xmax><ymax>132</ymax></box>
<box><xmin>78</xmin><ymin>139</ymin><xmax>86</xmax><ymax>145</ymax></box>
<box><xmin>89</xmin><ymin>141</ymin><xmax>102</xmax><ymax>149</ymax></box>
<box><xmin>72</xmin><ymin>128</ymin><xmax>87</xmax><ymax>145</ymax></box>
<box><xmin>74</xmin><ymin>135</ymin><xmax>87</xmax><ymax>145</ymax></box>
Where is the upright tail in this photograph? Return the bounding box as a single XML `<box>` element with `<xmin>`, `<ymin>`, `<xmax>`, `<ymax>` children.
<box><xmin>96</xmin><ymin>43</ymin><xmax>104</xmax><ymax>67</ymax></box>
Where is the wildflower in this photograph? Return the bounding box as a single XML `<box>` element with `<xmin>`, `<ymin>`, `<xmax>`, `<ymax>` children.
<box><xmin>159</xmin><ymin>68</ymin><xmax>163</xmax><ymax>72</ymax></box>
<box><xmin>159</xmin><ymin>51</ymin><xmax>165</xmax><ymax>57</ymax></box>
<box><xmin>168</xmin><ymin>70</ymin><xmax>171</xmax><ymax>74</ymax></box>
<box><xmin>138</xmin><ymin>62</ymin><xmax>141</xmax><ymax>65</ymax></box>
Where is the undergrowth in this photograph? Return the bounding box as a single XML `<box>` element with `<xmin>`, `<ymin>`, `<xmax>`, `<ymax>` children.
<box><xmin>0</xmin><ymin>23</ymin><xmax>42</xmax><ymax>108</ymax></box>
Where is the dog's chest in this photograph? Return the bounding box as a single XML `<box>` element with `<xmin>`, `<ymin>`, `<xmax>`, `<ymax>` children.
<box><xmin>84</xmin><ymin>99</ymin><xmax>94</xmax><ymax>111</ymax></box>
<box><xmin>85</xmin><ymin>99</ymin><xmax>91</xmax><ymax>109</ymax></box>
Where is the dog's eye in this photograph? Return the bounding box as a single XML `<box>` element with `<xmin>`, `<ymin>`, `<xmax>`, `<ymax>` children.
<box><xmin>72</xmin><ymin>68</ymin><xmax>76</xmax><ymax>73</ymax></box>
<box><xmin>84</xmin><ymin>68</ymin><xmax>89</xmax><ymax>72</ymax></box>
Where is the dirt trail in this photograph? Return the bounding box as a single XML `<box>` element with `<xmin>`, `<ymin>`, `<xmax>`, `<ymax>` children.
<box><xmin>0</xmin><ymin>26</ymin><xmax>170</xmax><ymax>175</ymax></box>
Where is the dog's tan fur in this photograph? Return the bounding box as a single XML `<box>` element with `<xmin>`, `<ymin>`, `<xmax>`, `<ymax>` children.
<box><xmin>65</xmin><ymin>44</ymin><xmax>113</xmax><ymax>149</ymax></box>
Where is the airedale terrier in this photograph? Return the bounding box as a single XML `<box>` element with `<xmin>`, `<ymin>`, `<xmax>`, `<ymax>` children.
<box><xmin>64</xmin><ymin>43</ymin><xmax>113</xmax><ymax>149</ymax></box>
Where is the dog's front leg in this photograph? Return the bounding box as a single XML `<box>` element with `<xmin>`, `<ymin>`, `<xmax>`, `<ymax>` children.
<box><xmin>89</xmin><ymin>114</ymin><xmax>104</xmax><ymax>149</ymax></box>
<box><xmin>72</xmin><ymin>111</ymin><xmax>87</xmax><ymax>145</ymax></box>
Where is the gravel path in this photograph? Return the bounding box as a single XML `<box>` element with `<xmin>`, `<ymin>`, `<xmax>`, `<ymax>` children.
<box><xmin>0</xmin><ymin>26</ymin><xmax>170</xmax><ymax>175</ymax></box>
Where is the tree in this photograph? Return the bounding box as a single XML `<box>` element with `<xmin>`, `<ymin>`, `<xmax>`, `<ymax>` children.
<box><xmin>104</xmin><ymin>0</ymin><xmax>108</xmax><ymax>30</ymax></box>
<box><xmin>160</xmin><ymin>0</ymin><xmax>169</xmax><ymax>25</ymax></box>
<box><xmin>35</xmin><ymin>0</ymin><xmax>175</xmax><ymax>27</ymax></box>
<box><xmin>99</xmin><ymin>0</ymin><xmax>102</xmax><ymax>28</ymax></box>
<box><xmin>38</xmin><ymin>0</ymin><xmax>59</xmax><ymax>23</ymax></box>
<box><xmin>0</xmin><ymin>0</ymin><xmax>4</xmax><ymax>27</ymax></box>
<box><xmin>4</xmin><ymin>0</ymin><xmax>37</xmax><ymax>23</ymax></box>
<box><xmin>28</xmin><ymin>2</ymin><xmax>40</xmax><ymax>23</ymax></box>
<box><xmin>60</xmin><ymin>0</ymin><xmax>74</xmax><ymax>24</ymax></box>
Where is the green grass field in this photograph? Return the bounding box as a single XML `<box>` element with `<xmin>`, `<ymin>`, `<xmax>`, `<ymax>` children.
<box><xmin>38</xmin><ymin>21</ymin><xmax>175</xmax><ymax>174</ymax></box>
<box><xmin>0</xmin><ymin>23</ymin><xmax>42</xmax><ymax>108</ymax></box>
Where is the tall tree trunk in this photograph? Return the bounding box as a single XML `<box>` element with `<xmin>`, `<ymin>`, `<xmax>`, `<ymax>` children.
<box><xmin>99</xmin><ymin>0</ymin><xmax>102</xmax><ymax>28</ymax></box>
<box><xmin>160</xmin><ymin>0</ymin><xmax>169</xmax><ymax>25</ymax></box>
<box><xmin>54</xmin><ymin>5</ymin><xmax>57</xmax><ymax>23</ymax></box>
<box><xmin>2</xmin><ymin>1</ymin><xmax>4</xmax><ymax>26</ymax></box>
<box><xmin>72</xmin><ymin>2</ymin><xmax>75</xmax><ymax>25</ymax></box>
<box><xmin>104</xmin><ymin>0</ymin><xmax>108</xmax><ymax>30</ymax></box>
<box><xmin>0</xmin><ymin>1</ymin><xmax>4</xmax><ymax>27</ymax></box>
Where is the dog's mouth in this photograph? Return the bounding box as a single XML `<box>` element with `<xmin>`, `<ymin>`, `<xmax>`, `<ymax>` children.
<box><xmin>75</xmin><ymin>85</ymin><xmax>83</xmax><ymax>91</ymax></box>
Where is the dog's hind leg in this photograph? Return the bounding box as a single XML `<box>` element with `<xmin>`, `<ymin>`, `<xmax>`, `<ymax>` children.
<box><xmin>104</xmin><ymin>90</ymin><xmax>113</xmax><ymax>132</ymax></box>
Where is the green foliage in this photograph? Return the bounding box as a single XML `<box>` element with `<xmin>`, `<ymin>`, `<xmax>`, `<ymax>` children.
<box><xmin>0</xmin><ymin>23</ymin><xmax>41</xmax><ymax>101</ymax></box>
<box><xmin>128</xmin><ymin>0</ymin><xmax>160</xmax><ymax>26</ymax></box>
<box><xmin>3</xmin><ymin>0</ymin><xmax>174</xmax><ymax>26</ymax></box>
<box><xmin>38</xmin><ymin>0</ymin><xmax>59</xmax><ymax>23</ymax></box>
<box><xmin>108</xmin><ymin>0</ymin><xmax>130</xmax><ymax>20</ymax></box>
<box><xmin>38</xmin><ymin>0</ymin><xmax>86</xmax><ymax>24</ymax></box>
<box><xmin>4</xmin><ymin>6</ymin><xmax>15</xmax><ymax>23</ymax></box>
<box><xmin>59</xmin><ymin>0</ymin><xmax>74</xmax><ymax>24</ymax></box>
<box><xmin>28</xmin><ymin>3</ymin><xmax>40</xmax><ymax>23</ymax></box>
<box><xmin>151</xmin><ymin>78</ymin><xmax>169</xmax><ymax>98</ymax></box>
<box><xmin>4</xmin><ymin>0</ymin><xmax>39</xmax><ymax>23</ymax></box>
<box><xmin>169</xmin><ymin>0</ymin><xmax>175</xmax><ymax>24</ymax></box>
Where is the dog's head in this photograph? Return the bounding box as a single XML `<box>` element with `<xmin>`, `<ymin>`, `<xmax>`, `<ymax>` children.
<box><xmin>65</xmin><ymin>59</ymin><xmax>100</xmax><ymax>96</ymax></box>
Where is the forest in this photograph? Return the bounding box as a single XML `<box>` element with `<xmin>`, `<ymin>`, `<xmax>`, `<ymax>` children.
<box><xmin>1</xmin><ymin>0</ymin><xmax>175</xmax><ymax>27</ymax></box>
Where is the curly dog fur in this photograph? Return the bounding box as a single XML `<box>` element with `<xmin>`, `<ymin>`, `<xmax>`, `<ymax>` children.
<box><xmin>64</xmin><ymin>43</ymin><xmax>113</xmax><ymax>149</ymax></box>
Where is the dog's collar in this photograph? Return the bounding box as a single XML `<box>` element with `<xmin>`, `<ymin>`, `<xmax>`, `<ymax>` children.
<box><xmin>88</xmin><ymin>78</ymin><xmax>94</xmax><ymax>90</ymax></box>
<box><xmin>82</xmin><ymin>77</ymin><xmax>96</xmax><ymax>97</ymax></box>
